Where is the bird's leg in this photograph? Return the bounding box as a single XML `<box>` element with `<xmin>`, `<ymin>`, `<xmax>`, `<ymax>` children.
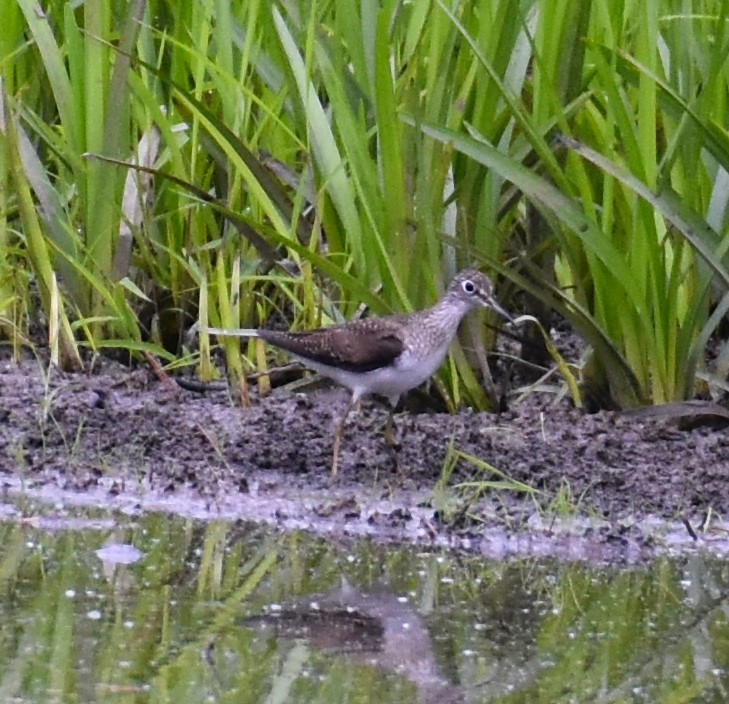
<box><xmin>331</xmin><ymin>418</ymin><xmax>345</xmax><ymax>477</ymax></box>
<box><xmin>382</xmin><ymin>395</ymin><xmax>401</xmax><ymax>448</ymax></box>
<box><xmin>383</xmin><ymin>405</ymin><xmax>396</xmax><ymax>448</ymax></box>
<box><xmin>381</xmin><ymin>396</ymin><xmax>402</xmax><ymax>473</ymax></box>
<box><xmin>331</xmin><ymin>394</ymin><xmax>357</xmax><ymax>477</ymax></box>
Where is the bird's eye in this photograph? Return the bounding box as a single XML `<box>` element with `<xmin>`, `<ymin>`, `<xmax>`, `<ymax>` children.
<box><xmin>462</xmin><ymin>280</ymin><xmax>476</xmax><ymax>294</ymax></box>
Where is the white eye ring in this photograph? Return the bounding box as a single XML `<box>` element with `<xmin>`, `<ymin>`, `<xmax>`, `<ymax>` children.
<box><xmin>462</xmin><ymin>280</ymin><xmax>476</xmax><ymax>294</ymax></box>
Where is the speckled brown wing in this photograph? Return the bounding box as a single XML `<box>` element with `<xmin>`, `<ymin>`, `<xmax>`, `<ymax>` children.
<box><xmin>259</xmin><ymin>318</ymin><xmax>406</xmax><ymax>373</ymax></box>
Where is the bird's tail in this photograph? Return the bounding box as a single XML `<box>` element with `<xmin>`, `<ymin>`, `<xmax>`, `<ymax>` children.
<box><xmin>204</xmin><ymin>327</ymin><xmax>260</xmax><ymax>338</ymax></box>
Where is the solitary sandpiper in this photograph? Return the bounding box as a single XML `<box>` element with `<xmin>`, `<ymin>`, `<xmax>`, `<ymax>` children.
<box><xmin>208</xmin><ymin>269</ymin><xmax>512</xmax><ymax>475</ymax></box>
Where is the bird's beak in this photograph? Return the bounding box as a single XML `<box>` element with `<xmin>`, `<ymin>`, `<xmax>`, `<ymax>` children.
<box><xmin>487</xmin><ymin>297</ymin><xmax>515</xmax><ymax>324</ymax></box>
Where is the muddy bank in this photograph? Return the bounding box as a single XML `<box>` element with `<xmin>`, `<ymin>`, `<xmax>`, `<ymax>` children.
<box><xmin>1</xmin><ymin>353</ymin><xmax>728</xmax><ymax>563</ymax></box>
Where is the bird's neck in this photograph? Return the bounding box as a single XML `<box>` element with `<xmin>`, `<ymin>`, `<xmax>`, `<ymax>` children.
<box><xmin>420</xmin><ymin>294</ymin><xmax>473</xmax><ymax>339</ymax></box>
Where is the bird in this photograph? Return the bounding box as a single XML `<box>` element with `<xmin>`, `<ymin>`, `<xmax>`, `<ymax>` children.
<box><xmin>207</xmin><ymin>269</ymin><xmax>512</xmax><ymax>475</ymax></box>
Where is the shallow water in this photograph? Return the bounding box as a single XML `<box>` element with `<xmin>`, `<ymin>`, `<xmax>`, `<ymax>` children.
<box><xmin>1</xmin><ymin>497</ymin><xmax>728</xmax><ymax>704</ymax></box>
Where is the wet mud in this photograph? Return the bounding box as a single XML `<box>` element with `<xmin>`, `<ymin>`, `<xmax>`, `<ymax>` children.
<box><xmin>1</xmin><ymin>352</ymin><xmax>728</xmax><ymax>564</ymax></box>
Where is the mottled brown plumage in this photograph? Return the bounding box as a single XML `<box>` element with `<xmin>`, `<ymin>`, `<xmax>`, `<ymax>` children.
<box><xmin>258</xmin><ymin>270</ymin><xmax>510</xmax><ymax>400</ymax></box>
<box><xmin>259</xmin><ymin>317</ymin><xmax>408</xmax><ymax>373</ymax></box>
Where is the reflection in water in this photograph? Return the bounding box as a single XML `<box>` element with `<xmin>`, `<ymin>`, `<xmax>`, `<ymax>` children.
<box><xmin>0</xmin><ymin>500</ymin><xmax>727</xmax><ymax>703</ymax></box>
<box><xmin>244</xmin><ymin>580</ymin><xmax>466</xmax><ymax>704</ymax></box>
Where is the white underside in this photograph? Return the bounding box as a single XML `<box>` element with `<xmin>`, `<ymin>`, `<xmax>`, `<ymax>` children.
<box><xmin>290</xmin><ymin>342</ymin><xmax>451</xmax><ymax>407</ymax></box>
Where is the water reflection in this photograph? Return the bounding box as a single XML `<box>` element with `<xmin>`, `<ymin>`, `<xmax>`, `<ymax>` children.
<box><xmin>243</xmin><ymin>581</ymin><xmax>466</xmax><ymax>703</ymax></box>
<box><xmin>0</xmin><ymin>500</ymin><xmax>726</xmax><ymax>703</ymax></box>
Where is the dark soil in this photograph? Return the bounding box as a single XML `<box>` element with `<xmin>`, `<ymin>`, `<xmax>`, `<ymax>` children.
<box><xmin>1</xmin><ymin>350</ymin><xmax>728</xmax><ymax>564</ymax></box>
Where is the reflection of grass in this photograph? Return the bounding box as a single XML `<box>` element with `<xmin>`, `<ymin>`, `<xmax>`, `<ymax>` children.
<box><xmin>532</xmin><ymin>561</ymin><xmax>716</xmax><ymax>703</ymax></box>
<box><xmin>0</xmin><ymin>509</ymin><xmax>727</xmax><ymax>702</ymax></box>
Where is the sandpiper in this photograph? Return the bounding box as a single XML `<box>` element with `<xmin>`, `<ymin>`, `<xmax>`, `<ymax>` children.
<box><xmin>208</xmin><ymin>269</ymin><xmax>512</xmax><ymax>475</ymax></box>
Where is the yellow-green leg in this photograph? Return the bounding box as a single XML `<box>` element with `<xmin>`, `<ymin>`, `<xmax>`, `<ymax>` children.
<box><xmin>331</xmin><ymin>396</ymin><xmax>357</xmax><ymax>476</ymax></box>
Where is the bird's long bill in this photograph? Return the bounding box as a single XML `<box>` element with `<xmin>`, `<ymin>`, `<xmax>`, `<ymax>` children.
<box><xmin>485</xmin><ymin>297</ymin><xmax>515</xmax><ymax>324</ymax></box>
